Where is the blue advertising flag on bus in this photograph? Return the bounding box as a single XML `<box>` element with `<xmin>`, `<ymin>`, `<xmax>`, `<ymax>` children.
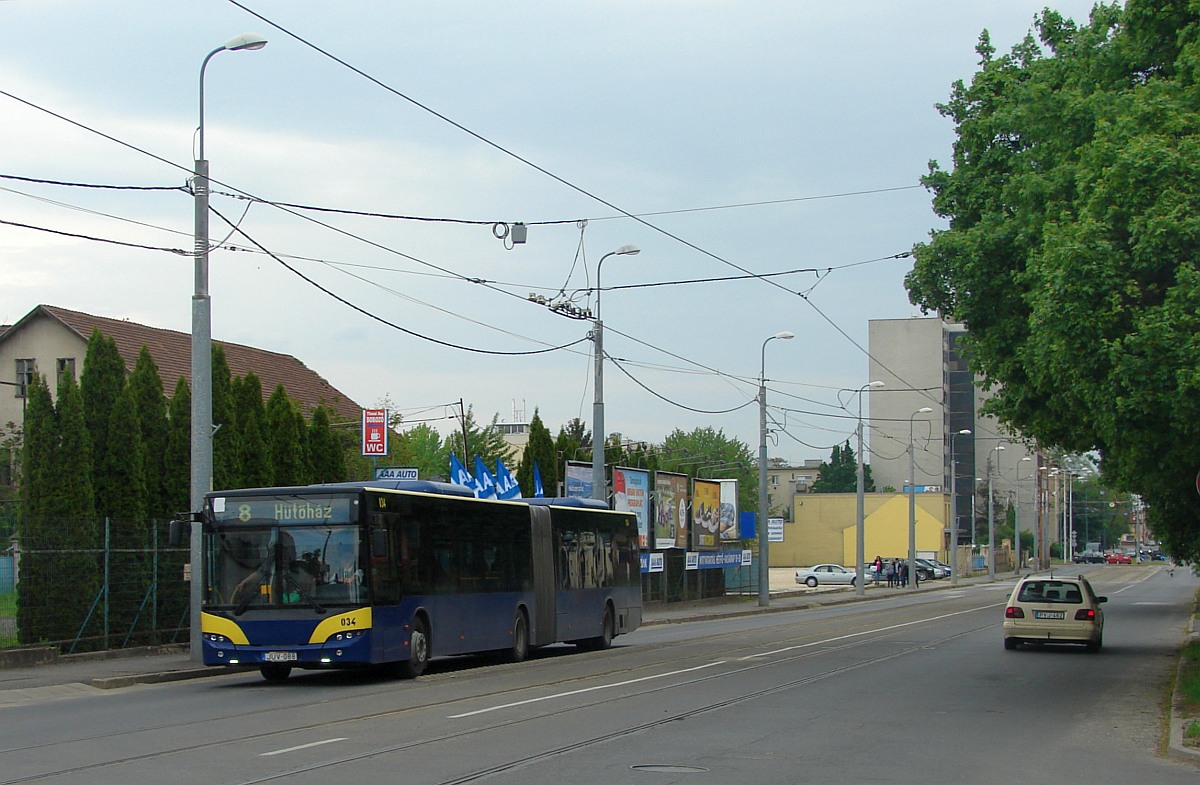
<box><xmin>533</xmin><ymin>463</ymin><xmax>545</xmax><ymax>497</ymax></box>
<box><xmin>494</xmin><ymin>459</ymin><xmax>522</xmax><ymax>500</ymax></box>
<box><xmin>473</xmin><ymin>456</ymin><xmax>497</xmax><ymax>498</ymax></box>
<box><xmin>449</xmin><ymin>454</ymin><xmax>474</xmax><ymax>489</ymax></box>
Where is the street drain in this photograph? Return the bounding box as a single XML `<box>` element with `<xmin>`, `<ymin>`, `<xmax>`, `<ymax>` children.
<box><xmin>631</xmin><ymin>765</ymin><xmax>710</xmax><ymax>774</ymax></box>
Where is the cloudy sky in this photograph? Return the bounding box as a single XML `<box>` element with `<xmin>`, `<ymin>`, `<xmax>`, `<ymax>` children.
<box><xmin>0</xmin><ymin>0</ymin><xmax>1105</xmax><ymax>462</ymax></box>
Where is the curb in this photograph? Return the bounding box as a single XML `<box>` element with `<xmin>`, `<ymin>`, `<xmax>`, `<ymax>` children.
<box><xmin>1168</xmin><ymin>612</ymin><xmax>1200</xmax><ymax>762</ymax></box>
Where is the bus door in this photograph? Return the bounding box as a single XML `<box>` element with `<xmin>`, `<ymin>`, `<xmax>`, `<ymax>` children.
<box><xmin>528</xmin><ymin>505</ymin><xmax>557</xmax><ymax>646</ymax></box>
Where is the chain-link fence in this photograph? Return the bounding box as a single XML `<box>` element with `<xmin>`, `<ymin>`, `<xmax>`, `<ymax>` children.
<box><xmin>3</xmin><ymin>518</ymin><xmax>188</xmax><ymax>654</ymax></box>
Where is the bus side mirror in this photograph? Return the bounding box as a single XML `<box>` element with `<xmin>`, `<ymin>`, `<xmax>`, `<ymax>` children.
<box><xmin>168</xmin><ymin>518</ymin><xmax>189</xmax><ymax>548</ymax></box>
<box><xmin>371</xmin><ymin>528</ymin><xmax>388</xmax><ymax>556</ymax></box>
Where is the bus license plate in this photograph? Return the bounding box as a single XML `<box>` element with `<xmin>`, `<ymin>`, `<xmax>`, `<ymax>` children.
<box><xmin>1034</xmin><ymin>611</ymin><xmax>1065</xmax><ymax>620</ymax></box>
<box><xmin>264</xmin><ymin>651</ymin><xmax>297</xmax><ymax>662</ymax></box>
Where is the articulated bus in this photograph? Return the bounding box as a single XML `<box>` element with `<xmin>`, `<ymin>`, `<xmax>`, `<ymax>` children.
<box><xmin>183</xmin><ymin>480</ymin><xmax>642</xmax><ymax>681</ymax></box>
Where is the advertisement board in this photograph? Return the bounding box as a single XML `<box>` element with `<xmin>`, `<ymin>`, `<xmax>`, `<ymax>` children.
<box><xmin>564</xmin><ymin>461</ymin><xmax>593</xmax><ymax>499</ymax></box>
<box><xmin>613</xmin><ymin>467</ymin><xmax>650</xmax><ymax>548</ymax></box>
<box><xmin>691</xmin><ymin>478</ymin><xmax>721</xmax><ymax>550</ymax></box>
<box><xmin>718</xmin><ymin>478</ymin><xmax>740</xmax><ymax>542</ymax></box>
<box><xmin>654</xmin><ymin>471</ymin><xmax>689</xmax><ymax>550</ymax></box>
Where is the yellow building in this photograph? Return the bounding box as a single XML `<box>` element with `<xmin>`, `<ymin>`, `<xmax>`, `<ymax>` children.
<box><xmin>770</xmin><ymin>492</ymin><xmax>948</xmax><ymax>567</ymax></box>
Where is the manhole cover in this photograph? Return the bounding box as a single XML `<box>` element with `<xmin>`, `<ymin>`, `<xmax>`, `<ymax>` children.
<box><xmin>631</xmin><ymin>765</ymin><xmax>710</xmax><ymax>774</ymax></box>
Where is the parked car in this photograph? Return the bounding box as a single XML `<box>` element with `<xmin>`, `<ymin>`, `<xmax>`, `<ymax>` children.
<box><xmin>1073</xmin><ymin>550</ymin><xmax>1105</xmax><ymax>564</ymax></box>
<box><xmin>1105</xmin><ymin>551</ymin><xmax>1132</xmax><ymax>564</ymax></box>
<box><xmin>1003</xmin><ymin>574</ymin><xmax>1106</xmax><ymax>651</ymax></box>
<box><xmin>795</xmin><ymin>564</ymin><xmax>860</xmax><ymax>588</ymax></box>
<box><xmin>916</xmin><ymin>558</ymin><xmax>950</xmax><ymax>579</ymax></box>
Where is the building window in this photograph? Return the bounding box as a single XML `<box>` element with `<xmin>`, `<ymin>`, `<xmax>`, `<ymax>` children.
<box><xmin>56</xmin><ymin>357</ymin><xmax>76</xmax><ymax>382</ymax></box>
<box><xmin>769</xmin><ymin>475</ymin><xmax>779</xmax><ymax>486</ymax></box>
<box><xmin>15</xmin><ymin>359</ymin><xmax>35</xmax><ymax>398</ymax></box>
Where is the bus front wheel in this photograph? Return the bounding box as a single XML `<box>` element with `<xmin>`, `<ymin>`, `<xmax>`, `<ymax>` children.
<box><xmin>508</xmin><ymin>610</ymin><xmax>530</xmax><ymax>663</ymax></box>
<box><xmin>397</xmin><ymin>618</ymin><xmax>429</xmax><ymax>678</ymax></box>
<box><xmin>260</xmin><ymin>664</ymin><xmax>292</xmax><ymax>682</ymax></box>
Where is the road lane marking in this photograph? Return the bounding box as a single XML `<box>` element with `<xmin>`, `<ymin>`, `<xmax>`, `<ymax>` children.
<box><xmin>261</xmin><ymin>738</ymin><xmax>348</xmax><ymax>757</ymax></box>
<box><xmin>447</xmin><ymin>661</ymin><xmax>727</xmax><ymax>719</ymax></box>
<box><xmin>742</xmin><ymin>604</ymin><xmax>1002</xmax><ymax>660</ymax></box>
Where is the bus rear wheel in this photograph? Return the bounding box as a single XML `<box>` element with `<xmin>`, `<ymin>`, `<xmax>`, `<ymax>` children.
<box><xmin>508</xmin><ymin>610</ymin><xmax>529</xmax><ymax>663</ymax></box>
<box><xmin>396</xmin><ymin>618</ymin><xmax>429</xmax><ymax>678</ymax></box>
<box><xmin>578</xmin><ymin>606</ymin><xmax>614</xmax><ymax>651</ymax></box>
<box><xmin>260</xmin><ymin>664</ymin><xmax>292</xmax><ymax>682</ymax></box>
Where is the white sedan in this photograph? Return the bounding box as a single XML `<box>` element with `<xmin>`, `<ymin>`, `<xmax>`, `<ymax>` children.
<box><xmin>795</xmin><ymin>564</ymin><xmax>860</xmax><ymax>588</ymax></box>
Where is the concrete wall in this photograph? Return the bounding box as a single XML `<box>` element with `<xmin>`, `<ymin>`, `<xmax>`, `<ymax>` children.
<box><xmin>769</xmin><ymin>491</ymin><xmax>948</xmax><ymax>567</ymax></box>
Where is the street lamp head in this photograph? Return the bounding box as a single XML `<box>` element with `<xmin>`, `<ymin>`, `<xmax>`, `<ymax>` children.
<box><xmin>956</xmin><ymin>429</ymin><xmax>972</xmax><ymax>435</ymax></box>
<box><xmin>224</xmin><ymin>33</ymin><xmax>268</xmax><ymax>52</ymax></box>
<box><xmin>613</xmin><ymin>244</ymin><xmax>640</xmax><ymax>256</ymax></box>
<box><xmin>868</xmin><ymin>380</ymin><xmax>885</xmax><ymax>388</ymax></box>
<box><xmin>773</xmin><ymin>331</ymin><xmax>796</xmax><ymax>341</ymax></box>
<box><xmin>995</xmin><ymin>444</ymin><xmax>1006</xmax><ymax>452</ymax></box>
<box><xmin>917</xmin><ymin>406</ymin><xmax>933</xmax><ymax>414</ymax></box>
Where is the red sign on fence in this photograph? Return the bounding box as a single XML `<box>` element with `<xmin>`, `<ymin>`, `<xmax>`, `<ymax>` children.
<box><xmin>361</xmin><ymin>409</ymin><xmax>388</xmax><ymax>456</ymax></box>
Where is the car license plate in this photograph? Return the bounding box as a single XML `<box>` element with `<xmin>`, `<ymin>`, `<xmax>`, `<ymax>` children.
<box><xmin>1034</xmin><ymin>611</ymin><xmax>1065</xmax><ymax>620</ymax></box>
<box><xmin>263</xmin><ymin>651</ymin><xmax>297</xmax><ymax>662</ymax></box>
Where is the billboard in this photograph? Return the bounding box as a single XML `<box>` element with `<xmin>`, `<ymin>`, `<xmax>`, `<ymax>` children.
<box><xmin>564</xmin><ymin>461</ymin><xmax>593</xmax><ymax>499</ymax></box>
<box><xmin>654</xmin><ymin>471</ymin><xmax>689</xmax><ymax>550</ymax></box>
<box><xmin>718</xmin><ymin>478</ymin><xmax>740</xmax><ymax>542</ymax></box>
<box><xmin>361</xmin><ymin>409</ymin><xmax>388</xmax><ymax>456</ymax></box>
<box><xmin>692</xmin><ymin>478</ymin><xmax>721</xmax><ymax>550</ymax></box>
<box><xmin>613</xmin><ymin>467</ymin><xmax>650</xmax><ymax>548</ymax></box>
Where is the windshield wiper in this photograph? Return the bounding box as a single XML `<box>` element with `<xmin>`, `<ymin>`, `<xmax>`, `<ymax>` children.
<box><xmin>283</xmin><ymin>571</ymin><xmax>326</xmax><ymax>615</ymax></box>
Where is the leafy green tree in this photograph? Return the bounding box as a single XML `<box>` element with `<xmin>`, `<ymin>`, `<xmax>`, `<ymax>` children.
<box><xmin>517</xmin><ymin>410</ymin><xmax>556</xmax><ymax>496</ymax></box>
<box><xmin>810</xmin><ymin>441</ymin><xmax>874</xmax><ymax>493</ymax></box>
<box><xmin>392</xmin><ymin>423</ymin><xmax>447</xmax><ymax>480</ymax></box>
<box><xmin>231</xmin><ymin>372</ymin><xmax>270</xmax><ymax>488</ymax></box>
<box><xmin>554</xmin><ymin>418</ymin><xmax>592</xmax><ymax>475</ymax></box>
<box><xmin>211</xmin><ymin>346</ymin><xmax>238</xmax><ymax>492</ymax></box>
<box><xmin>658</xmin><ymin>427</ymin><xmax>756</xmax><ymax>515</ymax></box>
<box><xmin>163</xmin><ymin>377</ymin><xmax>190</xmax><ymax>516</ymax></box>
<box><xmin>308</xmin><ymin>405</ymin><xmax>345</xmax><ymax>483</ymax></box>
<box><xmin>17</xmin><ymin>374</ymin><xmax>55</xmax><ymax>645</ymax></box>
<box><xmin>80</xmin><ymin>329</ymin><xmax>125</xmax><ymax>518</ymax></box>
<box><xmin>128</xmin><ymin>347</ymin><xmax>169</xmax><ymax>519</ymax></box>
<box><xmin>265</xmin><ymin>384</ymin><xmax>307</xmax><ymax>486</ymax></box>
<box><xmin>904</xmin><ymin>3</ymin><xmax>1200</xmax><ymax>559</ymax></box>
<box><xmin>103</xmin><ymin>384</ymin><xmax>149</xmax><ymax>646</ymax></box>
<box><xmin>18</xmin><ymin>372</ymin><xmax>100</xmax><ymax>648</ymax></box>
<box><xmin>443</xmin><ymin>406</ymin><xmax>511</xmax><ymax>469</ymax></box>
<box><xmin>160</xmin><ymin>376</ymin><xmax>192</xmax><ymax>640</ymax></box>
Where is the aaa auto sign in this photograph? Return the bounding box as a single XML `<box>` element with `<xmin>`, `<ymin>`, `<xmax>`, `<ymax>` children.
<box><xmin>361</xmin><ymin>408</ymin><xmax>388</xmax><ymax>456</ymax></box>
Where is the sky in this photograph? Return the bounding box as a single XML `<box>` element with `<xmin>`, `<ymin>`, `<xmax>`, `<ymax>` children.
<box><xmin>0</xmin><ymin>0</ymin><xmax>1108</xmax><ymax>464</ymax></box>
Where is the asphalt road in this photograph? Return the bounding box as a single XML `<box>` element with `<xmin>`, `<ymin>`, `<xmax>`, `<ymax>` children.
<box><xmin>1</xmin><ymin>565</ymin><xmax>1195</xmax><ymax>784</ymax></box>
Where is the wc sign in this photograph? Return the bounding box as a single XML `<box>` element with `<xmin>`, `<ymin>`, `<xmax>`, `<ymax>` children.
<box><xmin>361</xmin><ymin>409</ymin><xmax>389</xmax><ymax>456</ymax></box>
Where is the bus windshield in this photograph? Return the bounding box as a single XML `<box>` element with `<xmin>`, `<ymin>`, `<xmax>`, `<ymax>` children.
<box><xmin>203</xmin><ymin>523</ymin><xmax>368</xmax><ymax>612</ymax></box>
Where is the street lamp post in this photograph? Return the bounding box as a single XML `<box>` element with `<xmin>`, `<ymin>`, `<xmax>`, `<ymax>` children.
<box><xmin>987</xmin><ymin>443</ymin><xmax>1005</xmax><ymax>580</ymax></box>
<box><xmin>191</xmin><ymin>33</ymin><xmax>267</xmax><ymax>662</ymax></box>
<box><xmin>758</xmin><ymin>331</ymin><xmax>794</xmax><ymax>606</ymax></box>
<box><xmin>853</xmin><ymin>381</ymin><xmax>884</xmax><ymax>597</ymax></box>
<box><xmin>1016</xmin><ymin>457</ymin><xmax>1032</xmax><ymax>574</ymax></box>
<box><xmin>908</xmin><ymin>406</ymin><xmax>933</xmax><ymax>591</ymax></box>
<box><xmin>948</xmin><ymin>428</ymin><xmax>971</xmax><ymax>586</ymax></box>
<box><xmin>591</xmin><ymin>244</ymin><xmax>640</xmax><ymax>503</ymax></box>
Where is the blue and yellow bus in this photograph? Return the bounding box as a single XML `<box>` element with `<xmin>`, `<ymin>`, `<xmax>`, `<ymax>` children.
<box><xmin>186</xmin><ymin>480</ymin><xmax>642</xmax><ymax>681</ymax></box>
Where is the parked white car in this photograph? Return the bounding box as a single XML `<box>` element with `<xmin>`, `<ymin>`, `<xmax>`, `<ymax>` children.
<box><xmin>794</xmin><ymin>564</ymin><xmax>859</xmax><ymax>588</ymax></box>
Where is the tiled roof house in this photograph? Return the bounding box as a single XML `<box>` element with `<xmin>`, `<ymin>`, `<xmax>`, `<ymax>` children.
<box><xmin>0</xmin><ymin>305</ymin><xmax>361</xmax><ymax>427</ymax></box>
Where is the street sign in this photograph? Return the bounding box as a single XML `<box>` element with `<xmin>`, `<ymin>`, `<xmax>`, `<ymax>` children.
<box><xmin>375</xmin><ymin>466</ymin><xmax>419</xmax><ymax>481</ymax></box>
